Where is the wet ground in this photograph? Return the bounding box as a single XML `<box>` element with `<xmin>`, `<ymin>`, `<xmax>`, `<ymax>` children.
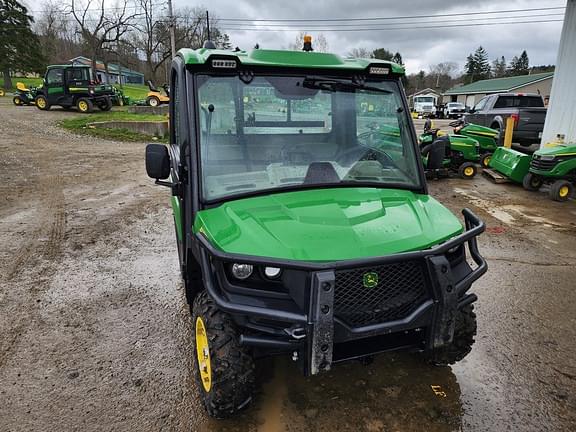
<box><xmin>0</xmin><ymin>102</ymin><xmax>575</xmax><ymax>431</ymax></box>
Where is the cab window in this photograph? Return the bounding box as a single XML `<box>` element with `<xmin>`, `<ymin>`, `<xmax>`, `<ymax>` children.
<box><xmin>473</xmin><ymin>97</ymin><xmax>488</xmax><ymax>112</ymax></box>
<box><xmin>46</xmin><ymin>69</ymin><xmax>63</xmax><ymax>85</ymax></box>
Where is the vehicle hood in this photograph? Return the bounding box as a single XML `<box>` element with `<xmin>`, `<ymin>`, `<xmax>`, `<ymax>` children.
<box><xmin>462</xmin><ymin>123</ymin><xmax>499</xmax><ymax>137</ymax></box>
<box><xmin>194</xmin><ymin>188</ymin><xmax>463</xmax><ymax>262</ymax></box>
<box><xmin>534</xmin><ymin>144</ymin><xmax>576</xmax><ymax>157</ymax></box>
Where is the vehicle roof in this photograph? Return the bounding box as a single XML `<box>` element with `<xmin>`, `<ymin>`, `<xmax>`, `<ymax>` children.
<box><xmin>47</xmin><ymin>64</ymin><xmax>91</xmax><ymax>69</ymax></box>
<box><xmin>490</xmin><ymin>92</ymin><xmax>542</xmax><ymax>97</ymax></box>
<box><xmin>178</xmin><ymin>47</ymin><xmax>405</xmax><ymax>74</ymax></box>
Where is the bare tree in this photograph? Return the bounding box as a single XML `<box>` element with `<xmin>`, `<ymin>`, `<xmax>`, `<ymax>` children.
<box><xmin>131</xmin><ymin>0</ymin><xmax>167</xmax><ymax>81</ymax></box>
<box><xmin>347</xmin><ymin>47</ymin><xmax>371</xmax><ymax>59</ymax></box>
<box><xmin>36</xmin><ymin>1</ymin><xmax>81</xmax><ymax>64</ymax></box>
<box><xmin>68</xmin><ymin>0</ymin><xmax>141</xmax><ymax>80</ymax></box>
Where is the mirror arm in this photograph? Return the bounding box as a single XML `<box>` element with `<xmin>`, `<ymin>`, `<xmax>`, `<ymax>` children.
<box><xmin>155</xmin><ymin>179</ymin><xmax>177</xmax><ymax>188</ymax></box>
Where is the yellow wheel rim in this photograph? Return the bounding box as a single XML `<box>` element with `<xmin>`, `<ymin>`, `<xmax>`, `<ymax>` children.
<box><xmin>559</xmin><ymin>186</ymin><xmax>569</xmax><ymax>198</ymax></box>
<box><xmin>78</xmin><ymin>101</ymin><xmax>88</xmax><ymax>112</ymax></box>
<box><xmin>484</xmin><ymin>157</ymin><xmax>491</xmax><ymax>167</ymax></box>
<box><xmin>37</xmin><ymin>98</ymin><xmax>46</xmax><ymax>108</ymax></box>
<box><xmin>195</xmin><ymin>317</ymin><xmax>212</xmax><ymax>392</ymax></box>
<box><xmin>14</xmin><ymin>98</ymin><xmax>21</xmax><ymax>105</ymax></box>
<box><xmin>464</xmin><ymin>167</ymin><xmax>475</xmax><ymax>176</ymax></box>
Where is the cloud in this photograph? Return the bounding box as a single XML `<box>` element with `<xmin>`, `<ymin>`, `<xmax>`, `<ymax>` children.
<box><xmin>182</xmin><ymin>0</ymin><xmax>564</xmax><ymax>74</ymax></box>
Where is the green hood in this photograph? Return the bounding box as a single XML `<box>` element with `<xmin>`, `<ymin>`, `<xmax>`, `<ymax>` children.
<box><xmin>194</xmin><ymin>188</ymin><xmax>463</xmax><ymax>262</ymax></box>
<box><xmin>534</xmin><ymin>144</ymin><xmax>576</xmax><ymax>157</ymax></box>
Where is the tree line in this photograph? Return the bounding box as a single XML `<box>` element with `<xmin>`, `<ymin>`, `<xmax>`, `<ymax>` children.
<box><xmin>464</xmin><ymin>46</ymin><xmax>554</xmax><ymax>84</ymax></box>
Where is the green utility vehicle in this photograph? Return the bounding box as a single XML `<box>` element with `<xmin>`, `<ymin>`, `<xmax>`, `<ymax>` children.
<box><xmin>145</xmin><ymin>42</ymin><xmax>488</xmax><ymax>418</ymax></box>
<box><xmin>523</xmin><ymin>144</ymin><xmax>576</xmax><ymax>201</ymax></box>
<box><xmin>34</xmin><ymin>64</ymin><xmax>114</xmax><ymax>113</ymax></box>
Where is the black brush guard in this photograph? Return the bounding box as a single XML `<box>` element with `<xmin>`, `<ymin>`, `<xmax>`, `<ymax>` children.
<box><xmin>195</xmin><ymin>208</ymin><xmax>487</xmax><ymax>375</ymax></box>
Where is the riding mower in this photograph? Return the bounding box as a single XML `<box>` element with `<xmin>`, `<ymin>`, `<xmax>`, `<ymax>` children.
<box><xmin>522</xmin><ymin>143</ymin><xmax>576</xmax><ymax>201</ymax></box>
<box><xmin>420</xmin><ymin>124</ymin><xmax>479</xmax><ymax>179</ymax></box>
<box><xmin>421</xmin><ymin>119</ymin><xmax>499</xmax><ymax>168</ymax></box>
<box><xmin>146</xmin><ymin>80</ymin><xmax>170</xmax><ymax>107</ymax></box>
<box><xmin>12</xmin><ymin>82</ymin><xmax>38</xmax><ymax>106</ymax></box>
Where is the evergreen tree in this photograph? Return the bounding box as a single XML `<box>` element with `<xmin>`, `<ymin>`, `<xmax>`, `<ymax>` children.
<box><xmin>0</xmin><ymin>0</ymin><xmax>45</xmax><ymax>90</ymax></box>
<box><xmin>391</xmin><ymin>52</ymin><xmax>404</xmax><ymax>66</ymax></box>
<box><xmin>473</xmin><ymin>46</ymin><xmax>491</xmax><ymax>80</ymax></box>
<box><xmin>508</xmin><ymin>51</ymin><xmax>529</xmax><ymax>76</ymax></box>
<box><xmin>464</xmin><ymin>54</ymin><xmax>477</xmax><ymax>84</ymax></box>
<box><xmin>372</xmin><ymin>48</ymin><xmax>394</xmax><ymax>61</ymax></box>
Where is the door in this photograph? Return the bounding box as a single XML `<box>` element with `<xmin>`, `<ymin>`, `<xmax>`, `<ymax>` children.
<box><xmin>44</xmin><ymin>68</ymin><xmax>65</xmax><ymax>102</ymax></box>
<box><xmin>468</xmin><ymin>96</ymin><xmax>489</xmax><ymax>125</ymax></box>
<box><xmin>66</xmin><ymin>67</ymin><xmax>91</xmax><ymax>91</ymax></box>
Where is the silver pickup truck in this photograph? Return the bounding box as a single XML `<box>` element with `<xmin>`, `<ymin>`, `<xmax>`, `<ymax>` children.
<box><xmin>465</xmin><ymin>93</ymin><xmax>547</xmax><ymax>147</ymax></box>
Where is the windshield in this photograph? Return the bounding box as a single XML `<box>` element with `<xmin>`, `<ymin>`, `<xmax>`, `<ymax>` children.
<box><xmin>196</xmin><ymin>74</ymin><xmax>421</xmax><ymax>201</ymax></box>
<box><xmin>448</xmin><ymin>103</ymin><xmax>464</xmax><ymax>108</ymax></box>
<box><xmin>415</xmin><ymin>97</ymin><xmax>435</xmax><ymax>103</ymax></box>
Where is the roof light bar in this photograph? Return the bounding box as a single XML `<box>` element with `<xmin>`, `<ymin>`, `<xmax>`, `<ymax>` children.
<box><xmin>212</xmin><ymin>59</ymin><xmax>237</xmax><ymax>69</ymax></box>
<box><xmin>369</xmin><ymin>66</ymin><xmax>390</xmax><ymax>75</ymax></box>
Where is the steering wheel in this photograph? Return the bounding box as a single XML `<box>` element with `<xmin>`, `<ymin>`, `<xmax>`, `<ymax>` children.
<box><xmin>337</xmin><ymin>131</ymin><xmax>396</xmax><ymax>167</ymax></box>
<box><xmin>449</xmin><ymin>119</ymin><xmax>465</xmax><ymax>128</ymax></box>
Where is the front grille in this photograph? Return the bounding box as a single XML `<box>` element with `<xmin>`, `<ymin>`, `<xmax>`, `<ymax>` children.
<box><xmin>531</xmin><ymin>157</ymin><xmax>559</xmax><ymax>171</ymax></box>
<box><xmin>334</xmin><ymin>261</ymin><xmax>429</xmax><ymax>327</ymax></box>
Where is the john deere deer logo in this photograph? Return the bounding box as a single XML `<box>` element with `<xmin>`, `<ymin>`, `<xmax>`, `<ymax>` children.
<box><xmin>363</xmin><ymin>271</ymin><xmax>378</xmax><ymax>288</ymax></box>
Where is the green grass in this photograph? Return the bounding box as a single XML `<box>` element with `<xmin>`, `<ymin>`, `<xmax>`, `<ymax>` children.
<box><xmin>119</xmin><ymin>84</ymin><xmax>149</xmax><ymax>101</ymax></box>
<box><xmin>0</xmin><ymin>77</ymin><xmax>43</xmax><ymax>89</ymax></box>
<box><xmin>60</xmin><ymin>111</ymin><xmax>168</xmax><ymax>143</ymax></box>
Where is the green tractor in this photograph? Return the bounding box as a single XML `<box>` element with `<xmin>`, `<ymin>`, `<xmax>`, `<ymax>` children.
<box><xmin>145</xmin><ymin>40</ymin><xmax>488</xmax><ymax>418</ymax></box>
<box><xmin>419</xmin><ymin>125</ymin><xmax>480</xmax><ymax>179</ymax></box>
<box><xmin>34</xmin><ymin>64</ymin><xmax>114</xmax><ymax>113</ymax></box>
<box><xmin>448</xmin><ymin>119</ymin><xmax>500</xmax><ymax>168</ymax></box>
<box><xmin>523</xmin><ymin>144</ymin><xmax>576</xmax><ymax>201</ymax></box>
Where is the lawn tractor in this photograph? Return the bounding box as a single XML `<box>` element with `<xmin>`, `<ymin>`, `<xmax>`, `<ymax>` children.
<box><xmin>421</xmin><ymin>118</ymin><xmax>499</xmax><ymax>168</ymax></box>
<box><xmin>145</xmin><ymin>39</ymin><xmax>487</xmax><ymax>418</ymax></box>
<box><xmin>146</xmin><ymin>80</ymin><xmax>170</xmax><ymax>107</ymax></box>
<box><xmin>523</xmin><ymin>143</ymin><xmax>576</xmax><ymax>201</ymax></box>
<box><xmin>34</xmin><ymin>65</ymin><xmax>114</xmax><ymax>113</ymax></box>
<box><xmin>12</xmin><ymin>82</ymin><xmax>38</xmax><ymax>106</ymax></box>
<box><xmin>420</xmin><ymin>124</ymin><xmax>479</xmax><ymax>179</ymax></box>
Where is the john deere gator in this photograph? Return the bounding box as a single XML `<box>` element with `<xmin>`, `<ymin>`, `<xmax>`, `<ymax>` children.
<box><xmin>145</xmin><ymin>39</ymin><xmax>488</xmax><ymax>418</ymax></box>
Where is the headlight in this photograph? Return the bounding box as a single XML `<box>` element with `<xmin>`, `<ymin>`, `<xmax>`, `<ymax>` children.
<box><xmin>264</xmin><ymin>267</ymin><xmax>282</xmax><ymax>279</ymax></box>
<box><xmin>231</xmin><ymin>263</ymin><xmax>253</xmax><ymax>280</ymax></box>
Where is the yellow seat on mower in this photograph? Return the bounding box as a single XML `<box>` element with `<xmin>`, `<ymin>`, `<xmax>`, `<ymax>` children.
<box><xmin>16</xmin><ymin>82</ymin><xmax>30</xmax><ymax>92</ymax></box>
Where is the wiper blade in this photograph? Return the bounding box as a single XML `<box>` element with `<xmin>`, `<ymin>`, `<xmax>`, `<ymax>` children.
<box><xmin>302</xmin><ymin>78</ymin><xmax>392</xmax><ymax>94</ymax></box>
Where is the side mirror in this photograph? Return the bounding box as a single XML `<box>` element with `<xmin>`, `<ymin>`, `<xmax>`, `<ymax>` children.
<box><xmin>146</xmin><ymin>144</ymin><xmax>170</xmax><ymax>180</ymax></box>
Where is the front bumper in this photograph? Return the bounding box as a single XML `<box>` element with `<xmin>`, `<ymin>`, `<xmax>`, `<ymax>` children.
<box><xmin>196</xmin><ymin>209</ymin><xmax>487</xmax><ymax>375</ymax></box>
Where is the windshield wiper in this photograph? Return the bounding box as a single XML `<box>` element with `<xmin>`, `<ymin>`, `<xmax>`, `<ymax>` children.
<box><xmin>302</xmin><ymin>78</ymin><xmax>392</xmax><ymax>94</ymax></box>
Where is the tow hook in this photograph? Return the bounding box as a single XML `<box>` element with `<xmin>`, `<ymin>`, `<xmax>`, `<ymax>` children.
<box><xmin>284</xmin><ymin>326</ymin><xmax>306</xmax><ymax>340</ymax></box>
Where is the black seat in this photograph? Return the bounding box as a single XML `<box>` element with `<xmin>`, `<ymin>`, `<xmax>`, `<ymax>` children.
<box><xmin>421</xmin><ymin>138</ymin><xmax>448</xmax><ymax>170</ymax></box>
<box><xmin>303</xmin><ymin>162</ymin><xmax>340</xmax><ymax>184</ymax></box>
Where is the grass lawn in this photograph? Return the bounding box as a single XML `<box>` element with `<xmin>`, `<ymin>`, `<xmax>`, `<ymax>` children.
<box><xmin>119</xmin><ymin>84</ymin><xmax>149</xmax><ymax>101</ymax></box>
<box><xmin>60</xmin><ymin>110</ymin><xmax>167</xmax><ymax>143</ymax></box>
<box><xmin>0</xmin><ymin>77</ymin><xmax>43</xmax><ymax>89</ymax></box>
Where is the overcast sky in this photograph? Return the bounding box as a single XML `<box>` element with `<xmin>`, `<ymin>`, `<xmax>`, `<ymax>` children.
<box><xmin>176</xmin><ymin>0</ymin><xmax>566</xmax><ymax>74</ymax></box>
<box><xmin>23</xmin><ymin>0</ymin><xmax>566</xmax><ymax>74</ymax></box>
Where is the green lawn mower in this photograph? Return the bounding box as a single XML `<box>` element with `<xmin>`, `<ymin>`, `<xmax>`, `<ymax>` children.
<box><xmin>421</xmin><ymin>119</ymin><xmax>499</xmax><ymax>168</ymax></box>
<box><xmin>523</xmin><ymin>144</ymin><xmax>576</xmax><ymax>201</ymax></box>
<box><xmin>420</xmin><ymin>127</ymin><xmax>479</xmax><ymax>179</ymax></box>
<box><xmin>448</xmin><ymin>119</ymin><xmax>500</xmax><ymax>168</ymax></box>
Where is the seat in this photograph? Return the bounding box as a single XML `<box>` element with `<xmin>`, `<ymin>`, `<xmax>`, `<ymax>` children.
<box><xmin>16</xmin><ymin>82</ymin><xmax>29</xmax><ymax>92</ymax></box>
<box><xmin>303</xmin><ymin>162</ymin><xmax>340</xmax><ymax>184</ymax></box>
<box><xmin>421</xmin><ymin>138</ymin><xmax>448</xmax><ymax>171</ymax></box>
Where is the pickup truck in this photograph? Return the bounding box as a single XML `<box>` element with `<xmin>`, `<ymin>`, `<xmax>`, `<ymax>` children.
<box><xmin>465</xmin><ymin>93</ymin><xmax>547</xmax><ymax>147</ymax></box>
